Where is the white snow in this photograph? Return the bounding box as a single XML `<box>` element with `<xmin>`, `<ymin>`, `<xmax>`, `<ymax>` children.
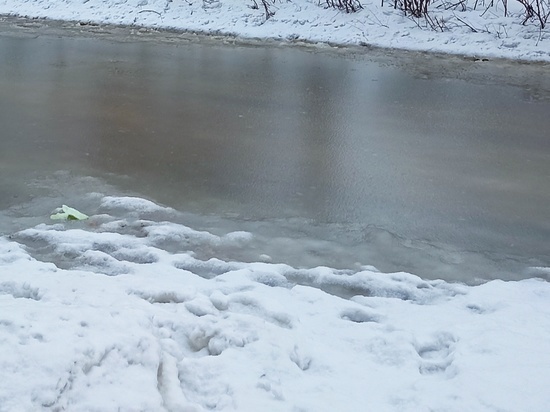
<box><xmin>1</xmin><ymin>2</ymin><xmax>550</xmax><ymax>410</ymax></box>
<box><xmin>0</xmin><ymin>0</ymin><xmax>549</xmax><ymax>61</ymax></box>
<box><xmin>1</xmin><ymin>196</ymin><xmax>550</xmax><ymax>410</ymax></box>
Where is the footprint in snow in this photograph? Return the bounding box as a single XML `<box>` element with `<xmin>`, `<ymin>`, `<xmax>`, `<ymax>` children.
<box><xmin>415</xmin><ymin>332</ymin><xmax>458</xmax><ymax>377</ymax></box>
<box><xmin>340</xmin><ymin>308</ymin><xmax>380</xmax><ymax>323</ymax></box>
<box><xmin>0</xmin><ymin>282</ymin><xmax>42</xmax><ymax>300</ymax></box>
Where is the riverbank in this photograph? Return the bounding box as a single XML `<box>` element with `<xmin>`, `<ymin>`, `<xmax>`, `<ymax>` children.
<box><xmin>2</xmin><ymin>6</ymin><xmax>550</xmax><ymax>411</ymax></box>
<box><xmin>1</xmin><ymin>0</ymin><xmax>549</xmax><ymax>61</ymax></box>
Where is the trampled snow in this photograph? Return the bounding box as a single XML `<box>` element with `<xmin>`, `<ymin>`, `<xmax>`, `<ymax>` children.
<box><xmin>1</xmin><ymin>1</ymin><xmax>550</xmax><ymax>410</ymax></box>
<box><xmin>1</xmin><ymin>195</ymin><xmax>550</xmax><ymax>411</ymax></box>
<box><xmin>0</xmin><ymin>0</ymin><xmax>549</xmax><ymax>61</ymax></box>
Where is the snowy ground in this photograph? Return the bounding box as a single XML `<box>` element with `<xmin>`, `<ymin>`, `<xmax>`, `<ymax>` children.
<box><xmin>0</xmin><ymin>0</ymin><xmax>549</xmax><ymax>61</ymax></box>
<box><xmin>1</xmin><ymin>194</ymin><xmax>550</xmax><ymax>411</ymax></box>
<box><xmin>1</xmin><ymin>1</ymin><xmax>550</xmax><ymax>411</ymax></box>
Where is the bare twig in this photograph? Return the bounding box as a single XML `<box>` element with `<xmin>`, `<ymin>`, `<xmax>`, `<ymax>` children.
<box><xmin>366</xmin><ymin>10</ymin><xmax>390</xmax><ymax>27</ymax></box>
<box><xmin>251</xmin><ymin>0</ymin><xmax>275</xmax><ymax>19</ymax></box>
<box><xmin>536</xmin><ymin>26</ymin><xmax>543</xmax><ymax>45</ymax></box>
<box><xmin>516</xmin><ymin>0</ymin><xmax>549</xmax><ymax>29</ymax></box>
<box><xmin>480</xmin><ymin>2</ymin><xmax>493</xmax><ymax>17</ymax></box>
<box><xmin>394</xmin><ymin>0</ymin><xmax>431</xmax><ymax>18</ymax></box>
<box><xmin>138</xmin><ymin>9</ymin><xmax>162</xmax><ymax>16</ymax></box>
<box><xmin>326</xmin><ymin>0</ymin><xmax>363</xmax><ymax>13</ymax></box>
<box><xmin>454</xmin><ymin>15</ymin><xmax>480</xmax><ymax>31</ymax></box>
<box><xmin>441</xmin><ymin>0</ymin><xmax>467</xmax><ymax>11</ymax></box>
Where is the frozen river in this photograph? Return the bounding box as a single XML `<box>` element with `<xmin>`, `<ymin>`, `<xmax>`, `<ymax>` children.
<box><xmin>1</xmin><ymin>18</ymin><xmax>549</xmax><ymax>283</ymax></box>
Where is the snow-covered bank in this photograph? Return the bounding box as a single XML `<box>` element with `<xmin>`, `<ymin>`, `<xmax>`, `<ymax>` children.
<box><xmin>1</xmin><ymin>195</ymin><xmax>550</xmax><ymax>411</ymax></box>
<box><xmin>0</xmin><ymin>0</ymin><xmax>549</xmax><ymax>61</ymax></box>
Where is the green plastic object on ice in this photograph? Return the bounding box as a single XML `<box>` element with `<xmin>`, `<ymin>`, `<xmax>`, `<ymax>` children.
<box><xmin>50</xmin><ymin>205</ymin><xmax>89</xmax><ymax>221</ymax></box>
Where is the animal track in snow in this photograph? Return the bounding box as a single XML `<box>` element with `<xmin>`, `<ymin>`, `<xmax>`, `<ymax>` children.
<box><xmin>290</xmin><ymin>345</ymin><xmax>312</xmax><ymax>371</ymax></box>
<box><xmin>257</xmin><ymin>374</ymin><xmax>285</xmax><ymax>401</ymax></box>
<box><xmin>340</xmin><ymin>308</ymin><xmax>380</xmax><ymax>323</ymax></box>
<box><xmin>415</xmin><ymin>332</ymin><xmax>458</xmax><ymax>377</ymax></box>
<box><xmin>0</xmin><ymin>282</ymin><xmax>41</xmax><ymax>300</ymax></box>
<box><xmin>466</xmin><ymin>303</ymin><xmax>497</xmax><ymax>315</ymax></box>
<box><xmin>228</xmin><ymin>294</ymin><xmax>294</xmax><ymax>329</ymax></box>
<box><xmin>129</xmin><ymin>289</ymin><xmax>194</xmax><ymax>304</ymax></box>
<box><xmin>186</xmin><ymin>319</ymin><xmax>259</xmax><ymax>356</ymax></box>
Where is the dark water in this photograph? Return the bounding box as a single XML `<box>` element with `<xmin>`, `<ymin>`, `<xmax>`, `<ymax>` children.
<box><xmin>1</xmin><ymin>18</ymin><xmax>550</xmax><ymax>283</ymax></box>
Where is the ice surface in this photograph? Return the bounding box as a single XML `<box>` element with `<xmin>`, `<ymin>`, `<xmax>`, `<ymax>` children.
<box><xmin>1</xmin><ymin>196</ymin><xmax>550</xmax><ymax>411</ymax></box>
